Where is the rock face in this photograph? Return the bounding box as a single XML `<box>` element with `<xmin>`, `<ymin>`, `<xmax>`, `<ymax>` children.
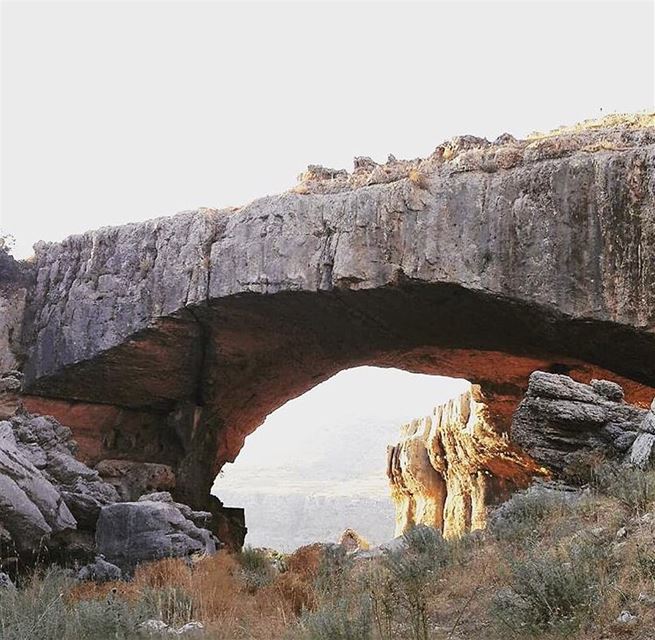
<box><xmin>96</xmin><ymin>492</ymin><xmax>218</xmax><ymax>570</ymax></box>
<box><xmin>95</xmin><ymin>459</ymin><xmax>176</xmax><ymax>501</ymax></box>
<box><xmin>3</xmin><ymin>115</ymin><xmax>655</xmax><ymax>542</ymax></box>
<box><xmin>512</xmin><ymin>372</ymin><xmax>651</xmax><ymax>473</ymax></box>
<box><xmin>387</xmin><ymin>387</ymin><xmax>545</xmax><ymax>538</ymax></box>
<box><xmin>0</xmin><ymin>402</ymin><xmax>219</xmax><ymax>567</ymax></box>
<box><xmin>0</xmin><ymin>410</ymin><xmax>118</xmax><ymax>559</ymax></box>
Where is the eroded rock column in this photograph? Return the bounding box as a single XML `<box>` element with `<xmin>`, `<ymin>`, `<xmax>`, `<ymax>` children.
<box><xmin>387</xmin><ymin>386</ymin><xmax>544</xmax><ymax>538</ymax></box>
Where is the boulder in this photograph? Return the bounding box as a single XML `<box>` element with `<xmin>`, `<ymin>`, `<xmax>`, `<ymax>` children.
<box><xmin>0</xmin><ymin>572</ymin><xmax>15</xmax><ymax>590</ymax></box>
<box><xmin>0</xmin><ymin>411</ymin><xmax>118</xmax><ymax>558</ymax></box>
<box><xmin>338</xmin><ymin>528</ymin><xmax>370</xmax><ymax>552</ymax></box>
<box><xmin>138</xmin><ymin>620</ymin><xmax>205</xmax><ymax>636</ymax></box>
<box><xmin>96</xmin><ymin>500</ymin><xmax>218</xmax><ymax>570</ymax></box>
<box><xmin>76</xmin><ymin>555</ymin><xmax>122</xmax><ymax>583</ymax></box>
<box><xmin>630</xmin><ymin>433</ymin><xmax>655</xmax><ymax>469</ymax></box>
<box><xmin>138</xmin><ymin>491</ymin><xmax>212</xmax><ymax>529</ymax></box>
<box><xmin>512</xmin><ymin>372</ymin><xmax>647</xmax><ymax>473</ymax></box>
<box><xmin>0</xmin><ymin>419</ymin><xmax>76</xmax><ymax>554</ymax></box>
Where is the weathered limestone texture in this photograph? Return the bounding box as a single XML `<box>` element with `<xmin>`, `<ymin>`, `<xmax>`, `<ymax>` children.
<box><xmin>512</xmin><ymin>372</ymin><xmax>651</xmax><ymax>472</ymax></box>
<box><xmin>0</xmin><ymin>410</ymin><xmax>118</xmax><ymax>559</ymax></box>
<box><xmin>387</xmin><ymin>387</ymin><xmax>544</xmax><ymax>538</ymax></box>
<box><xmin>96</xmin><ymin>492</ymin><xmax>218</xmax><ymax>570</ymax></box>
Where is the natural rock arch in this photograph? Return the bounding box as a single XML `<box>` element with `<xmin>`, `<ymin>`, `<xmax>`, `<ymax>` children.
<box><xmin>3</xmin><ymin>117</ymin><xmax>654</xmax><ymax>542</ymax></box>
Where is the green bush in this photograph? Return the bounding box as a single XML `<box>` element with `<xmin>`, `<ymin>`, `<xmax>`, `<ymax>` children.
<box><xmin>381</xmin><ymin>526</ymin><xmax>451</xmax><ymax>640</ymax></box>
<box><xmin>314</xmin><ymin>544</ymin><xmax>350</xmax><ymax>600</ymax></box>
<box><xmin>237</xmin><ymin>546</ymin><xmax>276</xmax><ymax>592</ymax></box>
<box><xmin>299</xmin><ymin>596</ymin><xmax>372</xmax><ymax>640</ymax></box>
<box><xmin>488</xmin><ymin>485</ymin><xmax>570</xmax><ymax>543</ymax></box>
<box><xmin>636</xmin><ymin>546</ymin><xmax>655</xmax><ymax>587</ymax></box>
<box><xmin>140</xmin><ymin>584</ymin><xmax>195</xmax><ymax>627</ymax></box>
<box><xmin>592</xmin><ymin>463</ymin><xmax>655</xmax><ymax>515</ymax></box>
<box><xmin>491</xmin><ymin>542</ymin><xmax>601</xmax><ymax>634</ymax></box>
<box><xmin>358</xmin><ymin>563</ymin><xmax>396</xmax><ymax>640</ymax></box>
<box><xmin>0</xmin><ymin>566</ymin><xmax>204</xmax><ymax>640</ymax></box>
<box><xmin>0</xmin><ymin>568</ymin><xmax>152</xmax><ymax>640</ymax></box>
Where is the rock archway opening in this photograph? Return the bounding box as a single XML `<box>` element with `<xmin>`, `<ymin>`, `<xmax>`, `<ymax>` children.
<box><xmin>212</xmin><ymin>366</ymin><xmax>471</xmax><ymax>552</ymax></box>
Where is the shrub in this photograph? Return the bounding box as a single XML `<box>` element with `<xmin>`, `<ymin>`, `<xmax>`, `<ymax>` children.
<box><xmin>491</xmin><ymin>542</ymin><xmax>601</xmax><ymax>634</ymax></box>
<box><xmin>592</xmin><ymin>463</ymin><xmax>655</xmax><ymax>515</ymax></box>
<box><xmin>237</xmin><ymin>546</ymin><xmax>276</xmax><ymax>592</ymax></box>
<box><xmin>0</xmin><ymin>567</ymin><xmax>156</xmax><ymax>640</ymax></box>
<box><xmin>140</xmin><ymin>585</ymin><xmax>195</xmax><ymax>627</ymax></box>
<box><xmin>381</xmin><ymin>526</ymin><xmax>451</xmax><ymax>640</ymax></box>
<box><xmin>408</xmin><ymin>168</ymin><xmax>429</xmax><ymax>190</ymax></box>
<box><xmin>358</xmin><ymin>562</ymin><xmax>398</xmax><ymax>640</ymax></box>
<box><xmin>562</xmin><ymin>450</ymin><xmax>608</xmax><ymax>485</ymax></box>
<box><xmin>488</xmin><ymin>485</ymin><xmax>571</xmax><ymax>543</ymax></box>
<box><xmin>299</xmin><ymin>596</ymin><xmax>372</xmax><ymax>640</ymax></box>
<box><xmin>636</xmin><ymin>546</ymin><xmax>655</xmax><ymax>587</ymax></box>
<box><xmin>313</xmin><ymin>544</ymin><xmax>350</xmax><ymax>600</ymax></box>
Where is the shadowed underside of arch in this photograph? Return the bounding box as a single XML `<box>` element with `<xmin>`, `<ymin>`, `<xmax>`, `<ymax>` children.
<box><xmin>22</xmin><ymin>282</ymin><xmax>655</xmax><ymax>507</ymax></box>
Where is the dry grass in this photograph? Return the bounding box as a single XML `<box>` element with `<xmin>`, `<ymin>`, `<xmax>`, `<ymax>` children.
<box><xmin>527</xmin><ymin>111</ymin><xmax>655</xmax><ymax>141</ymax></box>
<box><xmin>408</xmin><ymin>168</ymin><xmax>430</xmax><ymax>190</ymax></box>
<box><xmin>12</xmin><ymin>467</ymin><xmax>655</xmax><ymax>639</ymax></box>
<box><xmin>69</xmin><ymin>552</ymin><xmax>292</xmax><ymax>638</ymax></box>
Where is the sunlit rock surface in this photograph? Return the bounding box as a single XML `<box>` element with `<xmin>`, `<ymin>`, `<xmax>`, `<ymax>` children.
<box><xmin>387</xmin><ymin>386</ymin><xmax>544</xmax><ymax>538</ymax></box>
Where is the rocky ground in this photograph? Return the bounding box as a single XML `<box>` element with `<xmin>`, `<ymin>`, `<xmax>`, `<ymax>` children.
<box><xmin>5</xmin><ymin>468</ymin><xmax>655</xmax><ymax>639</ymax></box>
<box><xmin>0</xmin><ymin>373</ymin><xmax>220</xmax><ymax>574</ymax></box>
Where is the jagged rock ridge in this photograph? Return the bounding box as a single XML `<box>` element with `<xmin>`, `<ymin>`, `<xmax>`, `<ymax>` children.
<box><xmin>388</xmin><ymin>373</ymin><xmax>655</xmax><ymax>539</ymax></box>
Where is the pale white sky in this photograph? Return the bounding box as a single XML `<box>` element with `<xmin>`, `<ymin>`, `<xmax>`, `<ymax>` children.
<box><xmin>215</xmin><ymin>366</ymin><xmax>469</xmax><ymax>486</ymax></box>
<box><xmin>2</xmin><ymin>0</ymin><xmax>654</xmax><ymax>258</ymax></box>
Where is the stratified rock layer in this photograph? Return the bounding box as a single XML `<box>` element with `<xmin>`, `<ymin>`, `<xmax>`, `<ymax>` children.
<box><xmin>387</xmin><ymin>387</ymin><xmax>544</xmax><ymax>538</ymax></box>
<box><xmin>512</xmin><ymin>372</ymin><xmax>651</xmax><ymax>473</ymax></box>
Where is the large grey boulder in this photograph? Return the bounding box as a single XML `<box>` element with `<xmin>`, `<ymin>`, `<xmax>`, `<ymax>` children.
<box><xmin>138</xmin><ymin>491</ymin><xmax>212</xmax><ymax>529</ymax></box>
<box><xmin>512</xmin><ymin>372</ymin><xmax>648</xmax><ymax>473</ymax></box>
<box><xmin>96</xmin><ymin>499</ymin><xmax>218</xmax><ymax>570</ymax></box>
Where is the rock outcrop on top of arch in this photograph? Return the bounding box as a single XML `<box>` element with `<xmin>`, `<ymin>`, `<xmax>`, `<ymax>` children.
<box><xmin>1</xmin><ymin>113</ymin><xmax>655</xmax><ymax>547</ymax></box>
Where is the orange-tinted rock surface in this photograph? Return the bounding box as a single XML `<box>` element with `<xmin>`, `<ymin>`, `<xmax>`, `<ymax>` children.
<box><xmin>387</xmin><ymin>386</ymin><xmax>546</xmax><ymax>538</ymax></box>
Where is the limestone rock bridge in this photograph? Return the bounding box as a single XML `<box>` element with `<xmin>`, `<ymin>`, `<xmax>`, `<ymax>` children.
<box><xmin>3</xmin><ymin>117</ymin><xmax>655</xmax><ymax>544</ymax></box>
